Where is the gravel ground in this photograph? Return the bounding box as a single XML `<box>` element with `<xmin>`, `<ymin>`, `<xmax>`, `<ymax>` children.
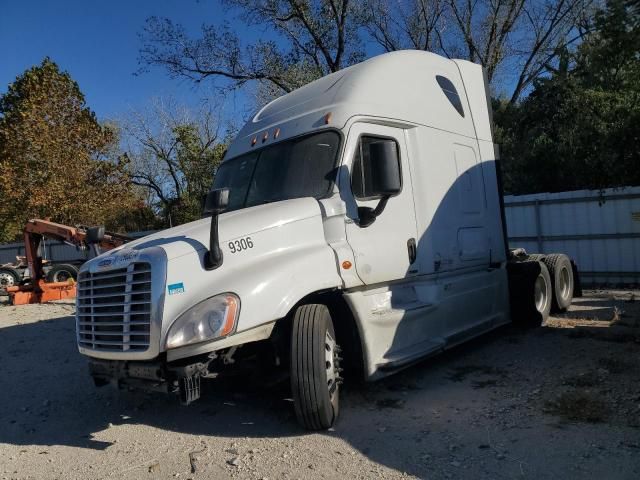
<box><xmin>1</xmin><ymin>290</ymin><xmax>639</xmax><ymax>480</ymax></box>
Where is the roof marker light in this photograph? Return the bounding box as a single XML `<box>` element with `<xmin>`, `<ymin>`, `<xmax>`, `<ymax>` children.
<box><xmin>324</xmin><ymin>112</ymin><xmax>332</xmax><ymax>124</ymax></box>
<box><xmin>262</xmin><ymin>132</ymin><xmax>269</xmax><ymax>143</ymax></box>
<box><xmin>274</xmin><ymin>128</ymin><xmax>280</xmax><ymax>139</ymax></box>
<box><xmin>251</xmin><ymin>137</ymin><xmax>257</xmax><ymax>146</ymax></box>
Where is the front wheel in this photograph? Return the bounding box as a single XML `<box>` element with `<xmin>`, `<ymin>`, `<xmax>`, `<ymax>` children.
<box><xmin>290</xmin><ymin>304</ymin><xmax>342</xmax><ymax>430</ymax></box>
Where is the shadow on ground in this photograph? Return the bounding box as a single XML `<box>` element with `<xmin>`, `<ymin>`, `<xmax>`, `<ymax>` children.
<box><xmin>1</xmin><ymin>293</ymin><xmax>639</xmax><ymax>479</ymax></box>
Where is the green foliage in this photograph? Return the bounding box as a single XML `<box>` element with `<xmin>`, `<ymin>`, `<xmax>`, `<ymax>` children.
<box><xmin>0</xmin><ymin>58</ymin><xmax>144</xmax><ymax>242</ymax></box>
<box><xmin>122</xmin><ymin>103</ymin><xmax>227</xmax><ymax>228</ymax></box>
<box><xmin>171</xmin><ymin>124</ymin><xmax>227</xmax><ymax>225</ymax></box>
<box><xmin>575</xmin><ymin>0</ymin><xmax>640</xmax><ymax>90</ymax></box>
<box><xmin>496</xmin><ymin>0</ymin><xmax>640</xmax><ymax>194</ymax></box>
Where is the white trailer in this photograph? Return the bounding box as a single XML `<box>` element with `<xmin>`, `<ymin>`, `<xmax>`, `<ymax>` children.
<box><xmin>76</xmin><ymin>51</ymin><xmax>576</xmax><ymax>430</ymax></box>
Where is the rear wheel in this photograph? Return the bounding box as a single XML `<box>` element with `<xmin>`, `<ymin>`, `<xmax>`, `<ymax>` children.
<box><xmin>290</xmin><ymin>304</ymin><xmax>342</xmax><ymax>430</ymax></box>
<box><xmin>0</xmin><ymin>267</ymin><xmax>20</xmax><ymax>293</ymax></box>
<box><xmin>45</xmin><ymin>264</ymin><xmax>78</xmax><ymax>283</ymax></box>
<box><xmin>533</xmin><ymin>263</ymin><xmax>552</xmax><ymax>322</ymax></box>
<box><xmin>539</xmin><ymin>254</ymin><xmax>574</xmax><ymax>312</ymax></box>
<box><xmin>508</xmin><ymin>261</ymin><xmax>551</xmax><ymax>328</ymax></box>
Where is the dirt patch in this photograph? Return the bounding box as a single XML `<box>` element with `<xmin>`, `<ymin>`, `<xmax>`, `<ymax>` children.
<box><xmin>1</xmin><ymin>291</ymin><xmax>640</xmax><ymax>479</ymax></box>
<box><xmin>598</xmin><ymin>356</ymin><xmax>634</xmax><ymax>374</ymax></box>
<box><xmin>375</xmin><ymin>397</ymin><xmax>406</xmax><ymax>409</ymax></box>
<box><xmin>471</xmin><ymin>378</ymin><xmax>500</xmax><ymax>389</ymax></box>
<box><xmin>562</xmin><ymin>370</ymin><xmax>601</xmax><ymax>387</ymax></box>
<box><xmin>447</xmin><ymin>364</ymin><xmax>508</xmax><ymax>382</ymax></box>
<box><xmin>544</xmin><ymin>390</ymin><xmax>609</xmax><ymax>423</ymax></box>
<box><xmin>539</xmin><ymin>291</ymin><xmax>640</xmax><ymax>429</ymax></box>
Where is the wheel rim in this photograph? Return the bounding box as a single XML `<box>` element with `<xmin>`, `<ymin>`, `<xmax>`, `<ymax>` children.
<box><xmin>53</xmin><ymin>271</ymin><xmax>71</xmax><ymax>282</ymax></box>
<box><xmin>0</xmin><ymin>272</ymin><xmax>16</xmax><ymax>288</ymax></box>
<box><xmin>559</xmin><ymin>266</ymin><xmax>571</xmax><ymax>300</ymax></box>
<box><xmin>325</xmin><ymin>331</ymin><xmax>338</xmax><ymax>396</ymax></box>
<box><xmin>534</xmin><ymin>274</ymin><xmax>548</xmax><ymax>312</ymax></box>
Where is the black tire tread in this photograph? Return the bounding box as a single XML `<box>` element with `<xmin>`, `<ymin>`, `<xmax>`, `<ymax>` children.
<box><xmin>507</xmin><ymin>260</ymin><xmax>551</xmax><ymax>328</ymax></box>
<box><xmin>537</xmin><ymin>262</ymin><xmax>553</xmax><ymax>324</ymax></box>
<box><xmin>46</xmin><ymin>263</ymin><xmax>79</xmax><ymax>283</ymax></box>
<box><xmin>291</xmin><ymin>304</ymin><xmax>336</xmax><ymax>430</ymax></box>
<box><xmin>540</xmin><ymin>254</ymin><xmax>573</xmax><ymax>312</ymax></box>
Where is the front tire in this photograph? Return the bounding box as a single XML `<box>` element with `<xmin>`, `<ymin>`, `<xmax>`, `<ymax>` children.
<box><xmin>290</xmin><ymin>304</ymin><xmax>341</xmax><ymax>430</ymax></box>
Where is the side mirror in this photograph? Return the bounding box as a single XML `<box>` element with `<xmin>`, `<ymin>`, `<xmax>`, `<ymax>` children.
<box><xmin>366</xmin><ymin>140</ymin><xmax>401</xmax><ymax>197</ymax></box>
<box><xmin>204</xmin><ymin>188</ymin><xmax>229</xmax><ymax>270</ymax></box>
<box><xmin>353</xmin><ymin>139</ymin><xmax>402</xmax><ymax>227</ymax></box>
<box><xmin>203</xmin><ymin>188</ymin><xmax>230</xmax><ymax>216</ymax></box>
<box><xmin>86</xmin><ymin>226</ymin><xmax>105</xmax><ymax>244</ymax></box>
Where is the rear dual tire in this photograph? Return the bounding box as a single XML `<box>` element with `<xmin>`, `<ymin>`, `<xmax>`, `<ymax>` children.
<box><xmin>533</xmin><ymin>263</ymin><xmax>552</xmax><ymax>322</ymax></box>
<box><xmin>291</xmin><ymin>304</ymin><xmax>341</xmax><ymax>430</ymax></box>
<box><xmin>508</xmin><ymin>260</ymin><xmax>552</xmax><ymax>328</ymax></box>
<box><xmin>540</xmin><ymin>254</ymin><xmax>573</xmax><ymax>312</ymax></box>
<box><xmin>528</xmin><ymin>253</ymin><xmax>574</xmax><ymax>312</ymax></box>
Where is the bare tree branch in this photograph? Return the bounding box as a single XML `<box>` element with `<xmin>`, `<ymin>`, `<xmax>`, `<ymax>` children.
<box><xmin>139</xmin><ymin>1</ymin><xmax>363</xmax><ymax>102</ymax></box>
<box><xmin>119</xmin><ymin>98</ymin><xmax>226</xmax><ymax>224</ymax></box>
<box><xmin>361</xmin><ymin>0</ymin><xmax>593</xmax><ymax>103</ymax></box>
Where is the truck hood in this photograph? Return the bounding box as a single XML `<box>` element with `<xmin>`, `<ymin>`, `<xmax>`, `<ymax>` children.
<box><xmin>115</xmin><ymin>197</ymin><xmax>323</xmax><ymax>260</ymax></box>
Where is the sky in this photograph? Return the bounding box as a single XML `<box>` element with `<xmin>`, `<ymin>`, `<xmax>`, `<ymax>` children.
<box><xmin>0</xmin><ymin>0</ymin><xmax>527</xmax><ymax>126</ymax></box>
<box><xmin>0</xmin><ymin>0</ymin><xmax>251</xmax><ymax>123</ymax></box>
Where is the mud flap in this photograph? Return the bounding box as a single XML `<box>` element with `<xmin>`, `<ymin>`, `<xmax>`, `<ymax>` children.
<box><xmin>571</xmin><ymin>260</ymin><xmax>583</xmax><ymax>298</ymax></box>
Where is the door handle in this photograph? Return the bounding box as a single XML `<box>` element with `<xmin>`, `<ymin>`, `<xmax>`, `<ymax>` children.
<box><xmin>407</xmin><ymin>238</ymin><xmax>417</xmax><ymax>264</ymax></box>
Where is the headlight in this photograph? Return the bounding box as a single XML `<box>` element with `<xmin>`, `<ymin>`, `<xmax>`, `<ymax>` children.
<box><xmin>166</xmin><ymin>293</ymin><xmax>239</xmax><ymax>349</ymax></box>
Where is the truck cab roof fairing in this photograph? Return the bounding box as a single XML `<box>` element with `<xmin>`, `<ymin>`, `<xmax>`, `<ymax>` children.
<box><xmin>225</xmin><ymin>50</ymin><xmax>482</xmax><ymax>160</ymax></box>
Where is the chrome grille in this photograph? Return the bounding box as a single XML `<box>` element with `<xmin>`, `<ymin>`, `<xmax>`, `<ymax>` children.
<box><xmin>77</xmin><ymin>262</ymin><xmax>152</xmax><ymax>352</ymax></box>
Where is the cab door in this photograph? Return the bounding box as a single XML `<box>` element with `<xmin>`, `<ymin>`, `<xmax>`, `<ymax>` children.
<box><xmin>340</xmin><ymin>123</ymin><xmax>418</xmax><ymax>285</ymax></box>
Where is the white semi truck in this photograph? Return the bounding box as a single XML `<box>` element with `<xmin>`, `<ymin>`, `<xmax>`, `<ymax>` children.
<box><xmin>76</xmin><ymin>51</ymin><xmax>577</xmax><ymax>430</ymax></box>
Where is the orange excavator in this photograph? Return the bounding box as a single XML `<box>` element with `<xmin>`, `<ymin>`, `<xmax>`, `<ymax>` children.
<box><xmin>6</xmin><ymin>219</ymin><xmax>129</xmax><ymax>305</ymax></box>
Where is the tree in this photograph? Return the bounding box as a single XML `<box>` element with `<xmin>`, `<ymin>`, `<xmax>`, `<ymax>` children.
<box><xmin>121</xmin><ymin>99</ymin><xmax>227</xmax><ymax>227</ymax></box>
<box><xmin>140</xmin><ymin>1</ymin><xmax>595</xmax><ymax>105</ymax></box>
<box><xmin>495</xmin><ymin>0</ymin><xmax>640</xmax><ymax>193</ymax></box>
<box><xmin>574</xmin><ymin>0</ymin><xmax>640</xmax><ymax>90</ymax></box>
<box><xmin>362</xmin><ymin>0</ymin><xmax>448</xmax><ymax>53</ymax></box>
<box><xmin>139</xmin><ymin>0</ymin><xmax>365</xmax><ymax>100</ymax></box>
<box><xmin>0</xmin><ymin>59</ymin><xmax>138</xmax><ymax>242</ymax></box>
<box><xmin>363</xmin><ymin>0</ymin><xmax>594</xmax><ymax>104</ymax></box>
<box><xmin>139</xmin><ymin>0</ymin><xmax>637</xmax><ymax>196</ymax></box>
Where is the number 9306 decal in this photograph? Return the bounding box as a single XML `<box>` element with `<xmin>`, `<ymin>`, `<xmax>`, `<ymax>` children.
<box><xmin>228</xmin><ymin>237</ymin><xmax>254</xmax><ymax>253</ymax></box>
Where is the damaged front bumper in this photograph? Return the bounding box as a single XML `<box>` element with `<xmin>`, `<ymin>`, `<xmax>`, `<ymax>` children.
<box><xmin>88</xmin><ymin>354</ymin><xmax>213</xmax><ymax>405</ymax></box>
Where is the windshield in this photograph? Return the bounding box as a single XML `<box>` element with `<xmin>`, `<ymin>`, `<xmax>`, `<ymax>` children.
<box><xmin>213</xmin><ymin>131</ymin><xmax>341</xmax><ymax>212</ymax></box>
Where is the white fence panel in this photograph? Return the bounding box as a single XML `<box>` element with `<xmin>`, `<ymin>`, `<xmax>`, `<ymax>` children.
<box><xmin>505</xmin><ymin>186</ymin><xmax>640</xmax><ymax>285</ymax></box>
